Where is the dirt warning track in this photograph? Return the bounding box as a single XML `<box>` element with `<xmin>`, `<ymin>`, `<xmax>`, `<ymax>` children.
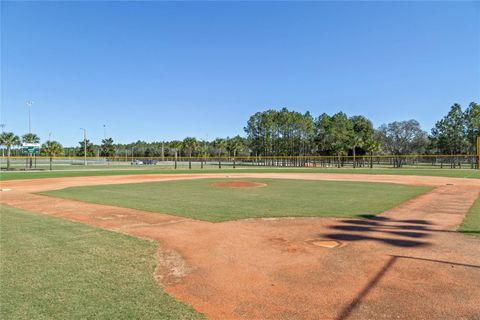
<box><xmin>1</xmin><ymin>173</ymin><xmax>480</xmax><ymax>319</ymax></box>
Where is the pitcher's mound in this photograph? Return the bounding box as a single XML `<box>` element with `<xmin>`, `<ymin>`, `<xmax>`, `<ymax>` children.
<box><xmin>213</xmin><ymin>181</ymin><xmax>267</xmax><ymax>188</ymax></box>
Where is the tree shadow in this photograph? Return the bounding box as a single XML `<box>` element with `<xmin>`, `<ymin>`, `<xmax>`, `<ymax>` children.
<box><xmin>356</xmin><ymin>215</ymin><xmax>432</xmax><ymax>225</ymax></box>
<box><xmin>341</xmin><ymin>219</ymin><xmax>432</xmax><ymax>231</ymax></box>
<box><xmin>327</xmin><ymin>233</ymin><xmax>427</xmax><ymax>247</ymax></box>
<box><xmin>331</xmin><ymin>225</ymin><xmax>426</xmax><ymax>238</ymax></box>
<box><xmin>324</xmin><ymin>216</ymin><xmax>434</xmax><ymax>248</ymax></box>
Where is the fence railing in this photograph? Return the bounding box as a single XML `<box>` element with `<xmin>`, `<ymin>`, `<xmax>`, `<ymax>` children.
<box><xmin>1</xmin><ymin>154</ymin><xmax>478</xmax><ymax>170</ymax></box>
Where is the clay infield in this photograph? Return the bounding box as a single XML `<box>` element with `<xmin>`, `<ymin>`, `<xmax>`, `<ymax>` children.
<box><xmin>212</xmin><ymin>181</ymin><xmax>267</xmax><ymax>188</ymax></box>
<box><xmin>1</xmin><ymin>173</ymin><xmax>480</xmax><ymax>319</ymax></box>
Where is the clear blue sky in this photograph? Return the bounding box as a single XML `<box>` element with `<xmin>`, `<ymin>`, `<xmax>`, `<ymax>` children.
<box><xmin>1</xmin><ymin>1</ymin><xmax>479</xmax><ymax>146</ymax></box>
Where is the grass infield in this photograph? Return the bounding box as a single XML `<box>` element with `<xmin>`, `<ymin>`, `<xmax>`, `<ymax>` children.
<box><xmin>459</xmin><ymin>196</ymin><xmax>480</xmax><ymax>236</ymax></box>
<box><xmin>41</xmin><ymin>178</ymin><xmax>431</xmax><ymax>222</ymax></box>
<box><xmin>2</xmin><ymin>167</ymin><xmax>480</xmax><ymax>181</ymax></box>
<box><xmin>0</xmin><ymin>205</ymin><xmax>204</xmax><ymax>320</ymax></box>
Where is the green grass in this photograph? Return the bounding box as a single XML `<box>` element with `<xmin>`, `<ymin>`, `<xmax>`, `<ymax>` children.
<box><xmin>0</xmin><ymin>205</ymin><xmax>204</xmax><ymax>320</ymax></box>
<box><xmin>459</xmin><ymin>196</ymin><xmax>480</xmax><ymax>236</ymax></box>
<box><xmin>41</xmin><ymin>178</ymin><xmax>431</xmax><ymax>222</ymax></box>
<box><xmin>2</xmin><ymin>166</ymin><xmax>480</xmax><ymax>181</ymax></box>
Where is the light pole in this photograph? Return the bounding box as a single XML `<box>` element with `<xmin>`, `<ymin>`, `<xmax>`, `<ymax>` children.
<box><xmin>26</xmin><ymin>100</ymin><xmax>34</xmax><ymax>133</ymax></box>
<box><xmin>103</xmin><ymin>124</ymin><xmax>106</xmax><ymax>140</ymax></box>
<box><xmin>80</xmin><ymin>128</ymin><xmax>87</xmax><ymax>166</ymax></box>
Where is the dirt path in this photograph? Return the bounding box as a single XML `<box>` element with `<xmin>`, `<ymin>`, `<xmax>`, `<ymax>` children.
<box><xmin>1</xmin><ymin>173</ymin><xmax>480</xmax><ymax>319</ymax></box>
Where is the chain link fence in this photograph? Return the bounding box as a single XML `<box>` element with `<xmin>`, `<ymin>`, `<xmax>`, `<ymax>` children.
<box><xmin>1</xmin><ymin>154</ymin><xmax>478</xmax><ymax>171</ymax></box>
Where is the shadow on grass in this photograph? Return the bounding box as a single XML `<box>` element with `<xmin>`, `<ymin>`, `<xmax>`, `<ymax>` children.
<box><xmin>459</xmin><ymin>230</ymin><xmax>480</xmax><ymax>235</ymax></box>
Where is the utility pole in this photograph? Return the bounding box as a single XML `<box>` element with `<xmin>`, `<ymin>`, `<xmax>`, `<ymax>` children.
<box><xmin>26</xmin><ymin>100</ymin><xmax>34</xmax><ymax>133</ymax></box>
<box><xmin>80</xmin><ymin>128</ymin><xmax>87</xmax><ymax>165</ymax></box>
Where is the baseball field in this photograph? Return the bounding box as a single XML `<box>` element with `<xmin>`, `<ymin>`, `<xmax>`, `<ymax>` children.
<box><xmin>1</xmin><ymin>169</ymin><xmax>479</xmax><ymax>319</ymax></box>
<box><xmin>3</xmin><ymin>0</ymin><xmax>479</xmax><ymax>318</ymax></box>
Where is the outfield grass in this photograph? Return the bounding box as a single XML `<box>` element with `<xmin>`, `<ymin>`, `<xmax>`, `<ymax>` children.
<box><xmin>41</xmin><ymin>179</ymin><xmax>431</xmax><ymax>222</ymax></box>
<box><xmin>0</xmin><ymin>205</ymin><xmax>204</xmax><ymax>320</ymax></box>
<box><xmin>459</xmin><ymin>196</ymin><xmax>480</xmax><ymax>236</ymax></box>
<box><xmin>2</xmin><ymin>166</ymin><xmax>480</xmax><ymax>181</ymax></box>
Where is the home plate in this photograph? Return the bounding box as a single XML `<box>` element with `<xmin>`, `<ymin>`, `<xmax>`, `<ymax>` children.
<box><xmin>0</xmin><ymin>188</ymin><xmax>11</xmax><ymax>192</ymax></box>
<box><xmin>309</xmin><ymin>240</ymin><xmax>342</xmax><ymax>249</ymax></box>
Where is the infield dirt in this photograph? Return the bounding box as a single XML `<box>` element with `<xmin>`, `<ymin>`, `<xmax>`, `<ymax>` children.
<box><xmin>212</xmin><ymin>181</ymin><xmax>267</xmax><ymax>188</ymax></box>
<box><xmin>1</xmin><ymin>173</ymin><xmax>479</xmax><ymax>319</ymax></box>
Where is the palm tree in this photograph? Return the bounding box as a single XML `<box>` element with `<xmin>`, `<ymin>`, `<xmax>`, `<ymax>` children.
<box><xmin>182</xmin><ymin>137</ymin><xmax>198</xmax><ymax>169</ymax></box>
<box><xmin>22</xmin><ymin>133</ymin><xmax>40</xmax><ymax>144</ymax></box>
<box><xmin>197</xmin><ymin>143</ymin><xmax>209</xmax><ymax>169</ymax></box>
<box><xmin>0</xmin><ymin>132</ymin><xmax>21</xmax><ymax>170</ymax></box>
<box><xmin>351</xmin><ymin>135</ymin><xmax>363</xmax><ymax>168</ymax></box>
<box><xmin>227</xmin><ymin>136</ymin><xmax>245</xmax><ymax>168</ymax></box>
<box><xmin>40</xmin><ymin>140</ymin><xmax>63</xmax><ymax>170</ymax></box>
<box><xmin>213</xmin><ymin>138</ymin><xmax>227</xmax><ymax>168</ymax></box>
<box><xmin>169</xmin><ymin>140</ymin><xmax>183</xmax><ymax>169</ymax></box>
<box><xmin>364</xmin><ymin>138</ymin><xmax>380</xmax><ymax>168</ymax></box>
<box><xmin>22</xmin><ymin>133</ymin><xmax>40</xmax><ymax>168</ymax></box>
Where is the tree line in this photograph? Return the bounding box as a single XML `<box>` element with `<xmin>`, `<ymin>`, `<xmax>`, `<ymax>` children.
<box><xmin>1</xmin><ymin>102</ymin><xmax>479</xmax><ymax>170</ymax></box>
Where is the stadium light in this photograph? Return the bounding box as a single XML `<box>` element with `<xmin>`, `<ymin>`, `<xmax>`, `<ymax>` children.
<box><xmin>26</xmin><ymin>100</ymin><xmax>34</xmax><ymax>133</ymax></box>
